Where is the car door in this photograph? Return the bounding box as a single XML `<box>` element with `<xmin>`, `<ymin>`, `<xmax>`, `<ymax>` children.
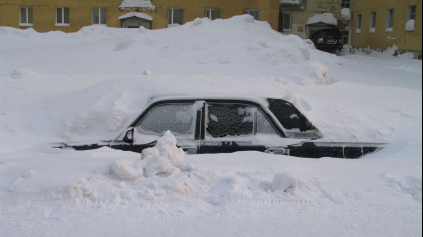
<box><xmin>112</xmin><ymin>101</ymin><xmax>203</xmax><ymax>153</ymax></box>
<box><xmin>198</xmin><ymin>101</ymin><xmax>282</xmax><ymax>154</ymax></box>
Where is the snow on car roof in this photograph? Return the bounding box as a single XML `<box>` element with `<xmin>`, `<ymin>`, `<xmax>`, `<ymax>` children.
<box><xmin>306</xmin><ymin>13</ymin><xmax>338</xmax><ymax>26</ymax></box>
<box><xmin>20</xmin><ymin>74</ymin><xmax>299</xmax><ymax>143</ymax></box>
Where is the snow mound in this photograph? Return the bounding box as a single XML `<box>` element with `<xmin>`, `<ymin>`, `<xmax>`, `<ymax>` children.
<box><xmin>180</xmin><ymin>158</ymin><xmax>204</xmax><ymax>172</ymax></box>
<box><xmin>271</xmin><ymin>172</ymin><xmax>298</xmax><ymax>195</ymax></box>
<box><xmin>115</xmin><ymin>36</ymin><xmax>133</xmax><ymax>51</ymax></box>
<box><xmin>110</xmin><ymin>159</ymin><xmax>144</xmax><ymax>180</ymax></box>
<box><xmin>11</xmin><ymin>68</ymin><xmax>37</xmax><ymax>79</ymax></box>
<box><xmin>141</xmin><ymin>131</ymin><xmax>185</xmax><ymax>177</ymax></box>
<box><xmin>242</xmin><ymin>14</ymin><xmax>255</xmax><ymax>24</ymax></box>
<box><xmin>304</xmin><ymin>39</ymin><xmax>316</xmax><ymax>50</ymax></box>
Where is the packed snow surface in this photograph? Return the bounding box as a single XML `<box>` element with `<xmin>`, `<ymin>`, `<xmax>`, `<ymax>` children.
<box><xmin>0</xmin><ymin>16</ymin><xmax>422</xmax><ymax>236</ymax></box>
<box><xmin>306</xmin><ymin>13</ymin><xmax>338</xmax><ymax>26</ymax></box>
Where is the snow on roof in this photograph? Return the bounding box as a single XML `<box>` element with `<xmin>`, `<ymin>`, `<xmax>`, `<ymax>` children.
<box><xmin>341</xmin><ymin>8</ymin><xmax>351</xmax><ymax>21</ymax></box>
<box><xmin>119</xmin><ymin>12</ymin><xmax>153</xmax><ymax>21</ymax></box>
<box><xmin>280</xmin><ymin>0</ymin><xmax>301</xmax><ymax>5</ymax></box>
<box><xmin>119</xmin><ymin>0</ymin><xmax>156</xmax><ymax>10</ymax></box>
<box><xmin>306</xmin><ymin>13</ymin><xmax>338</xmax><ymax>26</ymax></box>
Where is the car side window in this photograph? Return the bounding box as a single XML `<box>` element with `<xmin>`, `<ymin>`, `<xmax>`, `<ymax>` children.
<box><xmin>257</xmin><ymin>110</ymin><xmax>278</xmax><ymax>135</ymax></box>
<box><xmin>136</xmin><ymin>104</ymin><xmax>196</xmax><ymax>138</ymax></box>
<box><xmin>207</xmin><ymin>104</ymin><xmax>254</xmax><ymax>138</ymax></box>
<box><xmin>206</xmin><ymin>104</ymin><xmax>278</xmax><ymax>138</ymax></box>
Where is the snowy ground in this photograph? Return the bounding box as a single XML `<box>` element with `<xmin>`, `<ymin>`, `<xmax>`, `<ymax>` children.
<box><xmin>0</xmin><ymin>16</ymin><xmax>422</xmax><ymax>236</ymax></box>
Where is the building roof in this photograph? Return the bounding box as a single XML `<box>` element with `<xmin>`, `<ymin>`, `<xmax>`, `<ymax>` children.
<box><xmin>119</xmin><ymin>0</ymin><xmax>156</xmax><ymax>10</ymax></box>
<box><xmin>119</xmin><ymin>12</ymin><xmax>153</xmax><ymax>21</ymax></box>
<box><xmin>306</xmin><ymin>13</ymin><xmax>338</xmax><ymax>26</ymax></box>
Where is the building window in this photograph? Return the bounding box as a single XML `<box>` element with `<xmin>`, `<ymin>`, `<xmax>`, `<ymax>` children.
<box><xmin>56</xmin><ymin>7</ymin><xmax>70</xmax><ymax>26</ymax></box>
<box><xmin>356</xmin><ymin>14</ymin><xmax>362</xmax><ymax>33</ymax></box>
<box><xmin>370</xmin><ymin>12</ymin><xmax>377</xmax><ymax>33</ymax></box>
<box><xmin>386</xmin><ymin>9</ymin><xmax>394</xmax><ymax>32</ymax></box>
<box><xmin>407</xmin><ymin>5</ymin><xmax>417</xmax><ymax>21</ymax></box>
<box><xmin>406</xmin><ymin>5</ymin><xmax>417</xmax><ymax>31</ymax></box>
<box><xmin>20</xmin><ymin>7</ymin><xmax>33</xmax><ymax>26</ymax></box>
<box><xmin>244</xmin><ymin>10</ymin><xmax>260</xmax><ymax>20</ymax></box>
<box><xmin>93</xmin><ymin>8</ymin><xmax>107</xmax><ymax>25</ymax></box>
<box><xmin>206</xmin><ymin>8</ymin><xmax>221</xmax><ymax>20</ymax></box>
<box><xmin>283</xmin><ymin>13</ymin><xmax>292</xmax><ymax>31</ymax></box>
<box><xmin>168</xmin><ymin>8</ymin><xmax>183</xmax><ymax>27</ymax></box>
<box><xmin>342</xmin><ymin>0</ymin><xmax>351</xmax><ymax>8</ymax></box>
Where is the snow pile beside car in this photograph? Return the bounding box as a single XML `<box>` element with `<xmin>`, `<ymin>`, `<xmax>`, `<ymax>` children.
<box><xmin>110</xmin><ymin>131</ymin><xmax>185</xmax><ymax>179</ymax></box>
<box><xmin>1</xmin><ymin>132</ymin><xmax>303</xmax><ymax>207</ymax></box>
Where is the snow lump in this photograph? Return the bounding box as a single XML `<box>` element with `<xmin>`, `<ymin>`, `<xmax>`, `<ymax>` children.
<box><xmin>271</xmin><ymin>172</ymin><xmax>298</xmax><ymax>195</ymax></box>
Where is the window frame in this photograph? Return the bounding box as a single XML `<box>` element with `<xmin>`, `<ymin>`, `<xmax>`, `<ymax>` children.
<box><xmin>342</xmin><ymin>0</ymin><xmax>351</xmax><ymax>9</ymax></box>
<box><xmin>244</xmin><ymin>9</ymin><xmax>260</xmax><ymax>20</ymax></box>
<box><xmin>205</xmin><ymin>102</ymin><xmax>280</xmax><ymax>140</ymax></box>
<box><xmin>369</xmin><ymin>11</ymin><xmax>377</xmax><ymax>33</ymax></box>
<box><xmin>19</xmin><ymin>7</ymin><xmax>33</xmax><ymax>26</ymax></box>
<box><xmin>205</xmin><ymin>8</ymin><xmax>221</xmax><ymax>20</ymax></box>
<box><xmin>55</xmin><ymin>7</ymin><xmax>70</xmax><ymax>26</ymax></box>
<box><xmin>386</xmin><ymin>9</ymin><xmax>394</xmax><ymax>32</ymax></box>
<box><xmin>92</xmin><ymin>7</ymin><xmax>107</xmax><ymax>25</ymax></box>
<box><xmin>167</xmin><ymin>8</ymin><xmax>184</xmax><ymax>27</ymax></box>
<box><xmin>135</xmin><ymin>102</ymin><xmax>198</xmax><ymax>140</ymax></box>
<box><xmin>282</xmin><ymin>13</ymin><xmax>293</xmax><ymax>32</ymax></box>
<box><xmin>407</xmin><ymin>5</ymin><xmax>417</xmax><ymax>21</ymax></box>
<box><xmin>356</xmin><ymin>14</ymin><xmax>362</xmax><ymax>33</ymax></box>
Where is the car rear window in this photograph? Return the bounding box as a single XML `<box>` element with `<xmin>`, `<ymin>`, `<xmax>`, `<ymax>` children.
<box><xmin>267</xmin><ymin>99</ymin><xmax>317</xmax><ymax>132</ymax></box>
<box><xmin>320</xmin><ymin>30</ymin><xmax>342</xmax><ymax>38</ymax></box>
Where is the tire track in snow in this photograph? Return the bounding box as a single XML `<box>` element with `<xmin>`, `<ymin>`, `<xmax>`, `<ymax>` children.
<box><xmin>227</xmin><ymin>196</ymin><xmax>422</xmax><ymax>214</ymax></box>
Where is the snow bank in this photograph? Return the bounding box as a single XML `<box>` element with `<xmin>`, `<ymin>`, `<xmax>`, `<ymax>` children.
<box><xmin>110</xmin><ymin>159</ymin><xmax>144</xmax><ymax>180</ymax></box>
<box><xmin>11</xmin><ymin>68</ymin><xmax>37</xmax><ymax>79</ymax></box>
<box><xmin>306</xmin><ymin>13</ymin><xmax>338</xmax><ymax>26</ymax></box>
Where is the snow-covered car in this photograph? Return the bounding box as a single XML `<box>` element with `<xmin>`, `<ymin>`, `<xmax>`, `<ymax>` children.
<box><xmin>58</xmin><ymin>96</ymin><xmax>385</xmax><ymax>159</ymax></box>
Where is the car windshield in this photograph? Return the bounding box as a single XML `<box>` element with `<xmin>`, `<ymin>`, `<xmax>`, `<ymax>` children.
<box><xmin>320</xmin><ymin>30</ymin><xmax>342</xmax><ymax>38</ymax></box>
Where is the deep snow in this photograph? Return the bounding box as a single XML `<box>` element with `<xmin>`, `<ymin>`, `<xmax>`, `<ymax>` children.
<box><xmin>0</xmin><ymin>15</ymin><xmax>422</xmax><ymax>237</ymax></box>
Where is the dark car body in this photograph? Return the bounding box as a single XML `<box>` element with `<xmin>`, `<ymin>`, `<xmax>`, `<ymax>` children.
<box><xmin>309</xmin><ymin>29</ymin><xmax>344</xmax><ymax>52</ymax></box>
<box><xmin>57</xmin><ymin>96</ymin><xmax>385</xmax><ymax>159</ymax></box>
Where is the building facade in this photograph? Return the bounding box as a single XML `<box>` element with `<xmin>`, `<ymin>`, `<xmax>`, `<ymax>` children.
<box><xmin>0</xmin><ymin>0</ymin><xmax>280</xmax><ymax>32</ymax></box>
<box><xmin>279</xmin><ymin>0</ymin><xmax>352</xmax><ymax>44</ymax></box>
<box><xmin>350</xmin><ymin>0</ymin><xmax>422</xmax><ymax>58</ymax></box>
<box><xmin>0</xmin><ymin>0</ymin><xmax>421</xmax><ymax>57</ymax></box>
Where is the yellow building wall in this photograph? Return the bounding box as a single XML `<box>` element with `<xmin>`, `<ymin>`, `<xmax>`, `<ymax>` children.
<box><xmin>0</xmin><ymin>0</ymin><xmax>280</xmax><ymax>32</ymax></box>
<box><xmin>351</xmin><ymin>0</ymin><xmax>422</xmax><ymax>54</ymax></box>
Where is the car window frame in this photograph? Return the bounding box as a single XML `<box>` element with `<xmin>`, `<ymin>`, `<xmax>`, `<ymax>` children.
<box><xmin>204</xmin><ymin>101</ymin><xmax>285</xmax><ymax>140</ymax></box>
<box><xmin>118</xmin><ymin>99</ymin><xmax>289</xmax><ymax>144</ymax></box>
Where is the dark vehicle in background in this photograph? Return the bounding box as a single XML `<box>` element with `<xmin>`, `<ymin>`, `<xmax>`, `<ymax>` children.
<box><xmin>57</xmin><ymin>96</ymin><xmax>385</xmax><ymax>159</ymax></box>
<box><xmin>309</xmin><ymin>29</ymin><xmax>344</xmax><ymax>53</ymax></box>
